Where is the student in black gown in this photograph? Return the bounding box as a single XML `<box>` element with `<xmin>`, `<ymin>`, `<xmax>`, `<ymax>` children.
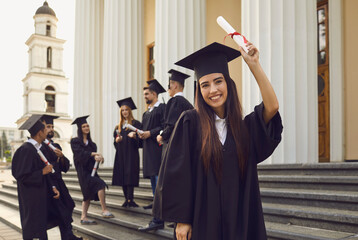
<box><xmin>40</xmin><ymin>115</ymin><xmax>82</xmax><ymax>240</ymax></box>
<box><xmin>156</xmin><ymin>69</ymin><xmax>194</xmax><ymax>149</ymax></box>
<box><xmin>153</xmin><ymin>42</ymin><xmax>283</xmax><ymax>240</ymax></box>
<box><xmin>70</xmin><ymin>115</ymin><xmax>114</xmax><ymax>225</ymax></box>
<box><xmin>12</xmin><ymin>115</ymin><xmax>60</xmax><ymax>240</ymax></box>
<box><xmin>112</xmin><ymin>97</ymin><xmax>141</xmax><ymax>208</ymax></box>
<box><xmin>137</xmin><ymin>79</ymin><xmax>166</xmax><ymax>231</ymax></box>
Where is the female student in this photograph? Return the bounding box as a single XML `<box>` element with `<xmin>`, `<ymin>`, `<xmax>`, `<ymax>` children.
<box><xmin>71</xmin><ymin>116</ymin><xmax>114</xmax><ymax>224</ymax></box>
<box><xmin>112</xmin><ymin>97</ymin><xmax>141</xmax><ymax>208</ymax></box>
<box><xmin>153</xmin><ymin>42</ymin><xmax>283</xmax><ymax>240</ymax></box>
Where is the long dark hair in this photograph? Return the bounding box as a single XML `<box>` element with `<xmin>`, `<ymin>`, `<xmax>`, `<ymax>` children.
<box><xmin>195</xmin><ymin>73</ymin><xmax>248</xmax><ymax>182</ymax></box>
<box><xmin>77</xmin><ymin>124</ymin><xmax>94</xmax><ymax>146</ymax></box>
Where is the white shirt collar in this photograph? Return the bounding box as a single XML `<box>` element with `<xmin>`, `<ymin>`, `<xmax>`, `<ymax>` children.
<box><xmin>215</xmin><ymin>114</ymin><xmax>227</xmax><ymax>145</ymax></box>
<box><xmin>149</xmin><ymin>101</ymin><xmax>160</xmax><ymax>112</ymax></box>
<box><xmin>27</xmin><ymin>138</ymin><xmax>42</xmax><ymax>151</ymax></box>
<box><xmin>173</xmin><ymin>92</ymin><xmax>184</xmax><ymax>97</ymax></box>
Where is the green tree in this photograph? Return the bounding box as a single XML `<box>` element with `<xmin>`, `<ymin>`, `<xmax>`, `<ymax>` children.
<box><xmin>1</xmin><ymin>131</ymin><xmax>10</xmax><ymax>159</ymax></box>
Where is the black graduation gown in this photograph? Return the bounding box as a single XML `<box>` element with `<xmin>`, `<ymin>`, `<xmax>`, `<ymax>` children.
<box><xmin>161</xmin><ymin>96</ymin><xmax>194</xmax><ymax>143</ymax></box>
<box><xmin>141</xmin><ymin>103</ymin><xmax>166</xmax><ymax>178</ymax></box>
<box><xmin>153</xmin><ymin>103</ymin><xmax>283</xmax><ymax>240</ymax></box>
<box><xmin>70</xmin><ymin>137</ymin><xmax>107</xmax><ymax>201</ymax></box>
<box><xmin>11</xmin><ymin>142</ymin><xmax>59</xmax><ymax>239</ymax></box>
<box><xmin>112</xmin><ymin>120</ymin><xmax>141</xmax><ymax>186</ymax></box>
<box><xmin>41</xmin><ymin>141</ymin><xmax>75</xmax><ymax>225</ymax></box>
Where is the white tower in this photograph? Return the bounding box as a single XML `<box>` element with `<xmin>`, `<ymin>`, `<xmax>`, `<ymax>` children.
<box><xmin>15</xmin><ymin>1</ymin><xmax>72</xmax><ymax>159</ymax></box>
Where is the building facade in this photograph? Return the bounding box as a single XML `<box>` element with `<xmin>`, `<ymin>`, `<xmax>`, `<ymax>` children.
<box><xmin>74</xmin><ymin>0</ymin><xmax>358</xmax><ymax>167</ymax></box>
<box><xmin>13</xmin><ymin>2</ymin><xmax>72</xmax><ymax>159</ymax></box>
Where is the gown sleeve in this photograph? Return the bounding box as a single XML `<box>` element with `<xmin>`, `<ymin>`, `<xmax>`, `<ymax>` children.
<box><xmin>161</xmin><ymin>98</ymin><xmax>183</xmax><ymax>141</ymax></box>
<box><xmin>53</xmin><ymin>143</ymin><xmax>70</xmax><ymax>173</ymax></box>
<box><xmin>149</xmin><ymin>104</ymin><xmax>166</xmax><ymax>139</ymax></box>
<box><xmin>153</xmin><ymin>110</ymin><xmax>196</xmax><ymax>224</ymax></box>
<box><xmin>12</xmin><ymin>146</ymin><xmax>43</xmax><ymax>187</ymax></box>
<box><xmin>70</xmin><ymin>138</ymin><xmax>93</xmax><ymax>166</ymax></box>
<box><xmin>244</xmin><ymin>102</ymin><xmax>283</xmax><ymax>164</ymax></box>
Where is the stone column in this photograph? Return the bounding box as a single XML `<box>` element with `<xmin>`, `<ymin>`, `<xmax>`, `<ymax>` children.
<box><xmin>74</xmin><ymin>0</ymin><xmax>104</xmax><ymax>151</ymax></box>
<box><xmin>101</xmin><ymin>0</ymin><xmax>144</xmax><ymax>167</ymax></box>
<box><xmin>154</xmin><ymin>0</ymin><xmax>206</xmax><ymax>104</ymax></box>
<box><xmin>241</xmin><ymin>0</ymin><xmax>318</xmax><ymax>164</ymax></box>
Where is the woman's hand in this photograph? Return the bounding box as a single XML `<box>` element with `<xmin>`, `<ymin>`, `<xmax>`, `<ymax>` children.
<box><xmin>238</xmin><ymin>42</ymin><xmax>259</xmax><ymax>67</ymax></box>
<box><xmin>176</xmin><ymin>223</ymin><xmax>192</xmax><ymax>240</ymax></box>
<box><xmin>116</xmin><ymin>136</ymin><xmax>123</xmax><ymax>143</ymax></box>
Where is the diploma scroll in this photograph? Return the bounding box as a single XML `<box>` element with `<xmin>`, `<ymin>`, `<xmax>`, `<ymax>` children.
<box><xmin>216</xmin><ymin>16</ymin><xmax>249</xmax><ymax>53</ymax></box>
<box><xmin>44</xmin><ymin>139</ymin><xmax>57</xmax><ymax>151</ymax></box>
<box><xmin>124</xmin><ymin>123</ymin><xmax>144</xmax><ymax>135</ymax></box>
<box><xmin>37</xmin><ymin>150</ymin><xmax>55</xmax><ymax>173</ymax></box>
<box><xmin>91</xmin><ymin>161</ymin><xmax>99</xmax><ymax>177</ymax></box>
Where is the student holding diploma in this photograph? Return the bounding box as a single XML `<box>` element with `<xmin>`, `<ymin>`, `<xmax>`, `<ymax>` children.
<box><xmin>153</xmin><ymin>42</ymin><xmax>283</xmax><ymax>240</ymax></box>
<box><xmin>40</xmin><ymin>114</ymin><xmax>82</xmax><ymax>240</ymax></box>
<box><xmin>112</xmin><ymin>97</ymin><xmax>142</xmax><ymax>208</ymax></box>
<box><xmin>12</xmin><ymin>115</ymin><xmax>60</xmax><ymax>240</ymax></box>
<box><xmin>70</xmin><ymin>115</ymin><xmax>114</xmax><ymax>224</ymax></box>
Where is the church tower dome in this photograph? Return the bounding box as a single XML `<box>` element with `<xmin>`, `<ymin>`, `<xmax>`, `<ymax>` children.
<box><xmin>35</xmin><ymin>1</ymin><xmax>56</xmax><ymax>17</ymax></box>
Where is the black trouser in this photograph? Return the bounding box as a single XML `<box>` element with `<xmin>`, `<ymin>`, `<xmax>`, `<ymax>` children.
<box><xmin>122</xmin><ymin>185</ymin><xmax>134</xmax><ymax>201</ymax></box>
<box><xmin>59</xmin><ymin>220</ymin><xmax>76</xmax><ymax>240</ymax></box>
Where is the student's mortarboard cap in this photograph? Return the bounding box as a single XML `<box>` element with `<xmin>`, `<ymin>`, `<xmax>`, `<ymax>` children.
<box><xmin>116</xmin><ymin>97</ymin><xmax>137</xmax><ymax>110</ymax></box>
<box><xmin>175</xmin><ymin>42</ymin><xmax>241</xmax><ymax>80</ymax></box>
<box><xmin>146</xmin><ymin>79</ymin><xmax>166</xmax><ymax>95</ymax></box>
<box><xmin>71</xmin><ymin>115</ymin><xmax>89</xmax><ymax>127</ymax></box>
<box><xmin>168</xmin><ymin>69</ymin><xmax>190</xmax><ymax>87</ymax></box>
<box><xmin>41</xmin><ymin>114</ymin><xmax>59</xmax><ymax>125</ymax></box>
<box><xmin>19</xmin><ymin>115</ymin><xmax>45</xmax><ymax>136</ymax></box>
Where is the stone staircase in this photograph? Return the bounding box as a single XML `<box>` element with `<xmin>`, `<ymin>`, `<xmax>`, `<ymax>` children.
<box><xmin>1</xmin><ymin>163</ymin><xmax>358</xmax><ymax>239</ymax></box>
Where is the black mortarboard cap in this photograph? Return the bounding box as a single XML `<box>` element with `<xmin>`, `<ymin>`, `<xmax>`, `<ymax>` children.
<box><xmin>116</xmin><ymin>97</ymin><xmax>137</xmax><ymax>110</ymax></box>
<box><xmin>41</xmin><ymin>114</ymin><xmax>59</xmax><ymax>125</ymax></box>
<box><xmin>146</xmin><ymin>79</ymin><xmax>166</xmax><ymax>95</ymax></box>
<box><xmin>71</xmin><ymin>115</ymin><xmax>89</xmax><ymax>127</ymax></box>
<box><xmin>19</xmin><ymin>115</ymin><xmax>45</xmax><ymax>136</ymax></box>
<box><xmin>168</xmin><ymin>69</ymin><xmax>190</xmax><ymax>87</ymax></box>
<box><xmin>175</xmin><ymin>42</ymin><xmax>241</xmax><ymax>80</ymax></box>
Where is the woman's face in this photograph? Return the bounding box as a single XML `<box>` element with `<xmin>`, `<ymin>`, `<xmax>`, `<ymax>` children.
<box><xmin>81</xmin><ymin>123</ymin><xmax>90</xmax><ymax>135</ymax></box>
<box><xmin>199</xmin><ymin>73</ymin><xmax>228</xmax><ymax>114</ymax></box>
<box><xmin>121</xmin><ymin>105</ymin><xmax>130</xmax><ymax>119</ymax></box>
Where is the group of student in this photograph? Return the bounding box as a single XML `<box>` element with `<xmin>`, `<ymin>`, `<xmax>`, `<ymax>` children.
<box><xmin>12</xmin><ymin>41</ymin><xmax>283</xmax><ymax>240</ymax></box>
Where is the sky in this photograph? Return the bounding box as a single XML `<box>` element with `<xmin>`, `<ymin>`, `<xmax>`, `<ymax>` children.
<box><xmin>0</xmin><ymin>0</ymin><xmax>75</xmax><ymax>127</ymax></box>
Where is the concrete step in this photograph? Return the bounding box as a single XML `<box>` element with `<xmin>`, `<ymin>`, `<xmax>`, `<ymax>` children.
<box><xmin>63</xmin><ymin>171</ymin><xmax>150</xmax><ymax>184</ymax></box>
<box><xmin>258</xmin><ymin>163</ymin><xmax>358</xmax><ymax>176</ymax></box>
<box><xmin>265</xmin><ymin>222</ymin><xmax>357</xmax><ymax>240</ymax></box>
<box><xmin>259</xmin><ymin>175</ymin><xmax>358</xmax><ymax>191</ymax></box>
<box><xmin>260</xmin><ymin>187</ymin><xmax>358</xmax><ymax>211</ymax></box>
<box><xmin>2</xmin><ymin>182</ymin><xmax>358</xmax><ymax>240</ymax></box>
<box><xmin>262</xmin><ymin>202</ymin><xmax>358</xmax><ymax>234</ymax></box>
<box><xmin>61</xmin><ymin>177</ymin><xmax>153</xmax><ymax>192</ymax></box>
<box><xmin>0</xmin><ymin>187</ymin><xmax>172</xmax><ymax>240</ymax></box>
<box><xmin>3</xmin><ymin>183</ymin><xmax>154</xmax><ymax>202</ymax></box>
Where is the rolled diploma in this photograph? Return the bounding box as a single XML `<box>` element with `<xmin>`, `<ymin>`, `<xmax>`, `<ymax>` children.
<box><xmin>116</xmin><ymin>129</ymin><xmax>120</xmax><ymax>138</ymax></box>
<box><xmin>38</xmin><ymin>150</ymin><xmax>55</xmax><ymax>173</ymax></box>
<box><xmin>216</xmin><ymin>16</ymin><xmax>249</xmax><ymax>53</ymax></box>
<box><xmin>124</xmin><ymin>123</ymin><xmax>144</xmax><ymax>135</ymax></box>
<box><xmin>44</xmin><ymin>139</ymin><xmax>57</xmax><ymax>151</ymax></box>
<box><xmin>91</xmin><ymin>161</ymin><xmax>99</xmax><ymax>177</ymax></box>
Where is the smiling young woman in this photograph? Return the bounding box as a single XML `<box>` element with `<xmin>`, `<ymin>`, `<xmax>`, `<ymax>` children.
<box><xmin>153</xmin><ymin>42</ymin><xmax>283</xmax><ymax>240</ymax></box>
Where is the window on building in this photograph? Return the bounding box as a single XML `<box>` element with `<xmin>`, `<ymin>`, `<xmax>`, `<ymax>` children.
<box><xmin>45</xmin><ymin>86</ymin><xmax>55</xmax><ymax>113</ymax></box>
<box><xmin>54</xmin><ymin>131</ymin><xmax>60</xmax><ymax>138</ymax></box>
<box><xmin>147</xmin><ymin>42</ymin><xmax>155</xmax><ymax>81</ymax></box>
<box><xmin>47</xmin><ymin>47</ymin><xmax>52</xmax><ymax>68</ymax></box>
<box><xmin>46</xmin><ymin>24</ymin><xmax>51</xmax><ymax>36</ymax></box>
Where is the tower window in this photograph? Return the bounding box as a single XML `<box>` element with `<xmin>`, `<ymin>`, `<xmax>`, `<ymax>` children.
<box><xmin>46</xmin><ymin>25</ymin><xmax>51</xmax><ymax>36</ymax></box>
<box><xmin>47</xmin><ymin>47</ymin><xmax>52</xmax><ymax>68</ymax></box>
<box><xmin>45</xmin><ymin>86</ymin><xmax>55</xmax><ymax>113</ymax></box>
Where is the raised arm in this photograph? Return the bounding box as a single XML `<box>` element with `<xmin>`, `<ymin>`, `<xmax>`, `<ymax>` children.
<box><xmin>238</xmin><ymin>42</ymin><xmax>279</xmax><ymax>123</ymax></box>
